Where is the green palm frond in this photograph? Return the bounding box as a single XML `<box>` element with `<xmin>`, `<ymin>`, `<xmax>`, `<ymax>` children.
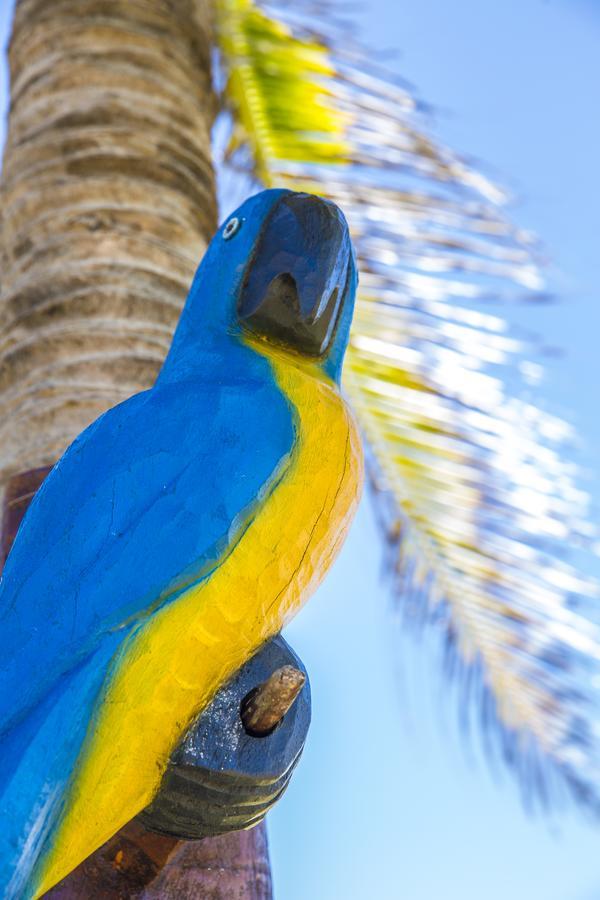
<box><xmin>214</xmin><ymin>0</ymin><xmax>600</xmax><ymax>807</ymax></box>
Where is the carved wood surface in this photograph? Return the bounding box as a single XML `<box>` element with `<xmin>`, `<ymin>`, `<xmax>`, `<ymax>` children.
<box><xmin>46</xmin><ymin>823</ymin><xmax>273</xmax><ymax>900</ymax></box>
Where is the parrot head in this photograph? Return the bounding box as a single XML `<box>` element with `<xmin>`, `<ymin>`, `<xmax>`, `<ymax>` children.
<box><xmin>232</xmin><ymin>190</ymin><xmax>355</xmax><ymax>368</ymax></box>
<box><xmin>161</xmin><ymin>189</ymin><xmax>358</xmax><ymax>384</ymax></box>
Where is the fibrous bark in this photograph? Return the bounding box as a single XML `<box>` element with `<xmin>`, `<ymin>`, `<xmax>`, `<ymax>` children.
<box><xmin>0</xmin><ymin>0</ymin><xmax>216</xmax><ymax>493</ymax></box>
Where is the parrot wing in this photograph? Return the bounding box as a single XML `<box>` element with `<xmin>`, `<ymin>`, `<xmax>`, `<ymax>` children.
<box><xmin>0</xmin><ymin>373</ymin><xmax>294</xmax><ymax>735</ymax></box>
<box><xmin>0</xmin><ymin>371</ymin><xmax>294</xmax><ymax>896</ymax></box>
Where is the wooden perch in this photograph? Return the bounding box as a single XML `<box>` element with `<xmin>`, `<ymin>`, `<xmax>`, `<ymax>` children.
<box><xmin>241</xmin><ymin>666</ymin><xmax>306</xmax><ymax>736</ymax></box>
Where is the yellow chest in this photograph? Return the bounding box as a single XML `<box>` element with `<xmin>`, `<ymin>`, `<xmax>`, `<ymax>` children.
<box><xmin>36</xmin><ymin>355</ymin><xmax>363</xmax><ymax>896</ymax></box>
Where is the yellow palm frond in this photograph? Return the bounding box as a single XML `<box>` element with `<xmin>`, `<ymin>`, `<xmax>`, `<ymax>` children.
<box><xmin>214</xmin><ymin>0</ymin><xmax>600</xmax><ymax>808</ymax></box>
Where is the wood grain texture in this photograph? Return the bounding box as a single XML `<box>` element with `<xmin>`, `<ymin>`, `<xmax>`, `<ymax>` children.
<box><xmin>44</xmin><ymin>824</ymin><xmax>273</xmax><ymax>900</ymax></box>
<box><xmin>44</xmin><ymin>821</ymin><xmax>181</xmax><ymax>899</ymax></box>
<box><xmin>140</xmin><ymin>827</ymin><xmax>273</xmax><ymax>900</ymax></box>
<box><xmin>241</xmin><ymin>666</ymin><xmax>306</xmax><ymax>737</ymax></box>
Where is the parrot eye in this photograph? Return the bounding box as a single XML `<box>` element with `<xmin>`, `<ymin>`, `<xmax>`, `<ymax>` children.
<box><xmin>223</xmin><ymin>217</ymin><xmax>242</xmax><ymax>240</ymax></box>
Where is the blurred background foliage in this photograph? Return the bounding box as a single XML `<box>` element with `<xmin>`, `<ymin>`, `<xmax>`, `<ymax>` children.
<box><xmin>213</xmin><ymin>0</ymin><xmax>600</xmax><ymax>815</ymax></box>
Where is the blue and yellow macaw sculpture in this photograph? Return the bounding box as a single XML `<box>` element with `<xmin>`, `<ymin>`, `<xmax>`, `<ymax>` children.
<box><xmin>0</xmin><ymin>189</ymin><xmax>363</xmax><ymax>897</ymax></box>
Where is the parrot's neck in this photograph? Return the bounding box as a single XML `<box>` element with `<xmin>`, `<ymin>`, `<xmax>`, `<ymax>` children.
<box><xmin>156</xmin><ymin>304</ymin><xmax>337</xmax><ymax>389</ymax></box>
<box><xmin>157</xmin><ymin>329</ymin><xmax>338</xmax><ymax>393</ymax></box>
<box><xmin>157</xmin><ymin>240</ymin><xmax>249</xmax><ymax>386</ymax></box>
<box><xmin>158</xmin><ymin>338</ymin><xmax>239</xmax><ymax>384</ymax></box>
<box><xmin>156</xmin><ymin>311</ymin><xmax>259</xmax><ymax>388</ymax></box>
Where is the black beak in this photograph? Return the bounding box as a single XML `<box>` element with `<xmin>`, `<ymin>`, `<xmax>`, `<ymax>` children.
<box><xmin>238</xmin><ymin>193</ymin><xmax>351</xmax><ymax>357</ymax></box>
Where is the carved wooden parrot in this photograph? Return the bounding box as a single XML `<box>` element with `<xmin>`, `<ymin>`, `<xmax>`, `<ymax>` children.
<box><xmin>0</xmin><ymin>189</ymin><xmax>363</xmax><ymax>898</ymax></box>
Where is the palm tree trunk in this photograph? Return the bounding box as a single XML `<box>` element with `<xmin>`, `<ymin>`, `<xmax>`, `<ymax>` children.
<box><xmin>0</xmin><ymin>1</ymin><xmax>272</xmax><ymax>896</ymax></box>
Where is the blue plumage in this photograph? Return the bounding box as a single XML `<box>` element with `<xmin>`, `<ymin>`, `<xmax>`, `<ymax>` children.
<box><xmin>0</xmin><ymin>189</ymin><xmax>358</xmax><ymax>896</ymax></box>
<box><xmin>1</xmin><ymin>373</ymin><xmax>293</xmax><ymax>733</ymax></box>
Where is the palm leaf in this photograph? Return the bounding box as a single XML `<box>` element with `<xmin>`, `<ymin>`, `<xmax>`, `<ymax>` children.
<box><xmin>213</xmin><ymin>0</ymin><xmax>600</xmax><ymax>808</ymax></box>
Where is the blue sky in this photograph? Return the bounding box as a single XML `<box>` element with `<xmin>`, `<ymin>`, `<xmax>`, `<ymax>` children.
<box><xmin>2</xmin><ymin>2</ymin><xmax>600</xmax><ymax>898</ymax></box>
